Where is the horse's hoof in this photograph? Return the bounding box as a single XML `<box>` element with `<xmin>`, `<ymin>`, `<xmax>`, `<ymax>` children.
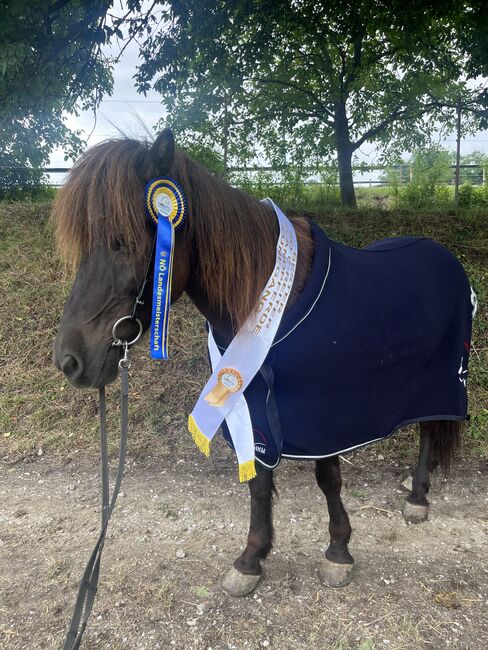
<box><xmin>222</xmin><ymin>567</ymin><xmax>261</xmax><ymax>597</ymax></box>
<box><xmin>322</xmin><ymin>559</ymin><xmax>354</xmax><ymax>588</ymax></box>
<box><xmin>403</xmin><ymin>501</ymin><xmax>429</xmax><ymax>524</ymax></box>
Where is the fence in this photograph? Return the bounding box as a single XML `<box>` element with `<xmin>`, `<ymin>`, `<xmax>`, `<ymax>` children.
<box><xmin>226</xmin><ymin>164</ymin><xmax>487</xmax><ymax>187</ymax></box>
<box><xmin>1</xmin><ymin>164</ymin><xmax>487</xmax><ymax>188</ymax></box>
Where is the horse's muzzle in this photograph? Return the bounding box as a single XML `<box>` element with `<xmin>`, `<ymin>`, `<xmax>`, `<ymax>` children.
<box><xmin>53</xmin><ymin>330</ymin><xmax>119</xmax><ymax>389</ymax></box>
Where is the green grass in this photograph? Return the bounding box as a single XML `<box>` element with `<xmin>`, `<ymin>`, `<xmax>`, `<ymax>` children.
<box><xmin>0</xmin><ymin>199</ymin><xmax>486</xmax><ymax>459</ymax></box>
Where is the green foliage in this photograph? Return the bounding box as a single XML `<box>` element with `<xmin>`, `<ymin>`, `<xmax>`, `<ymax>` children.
<box><xmin>395</xmin><ymin>184</ymin><xmax>451</xmax><ymax>210</ymax></box>
<box><xmin>305</xmin><ymin>178</ymin><xmax>342</xmax><ymax>211</ymax></box>
<box><xmin>0</xmin><ymin>1</ymin><xmax>114</xmax><ymax>184</ymax></box>
<box><xmin>455</xmin><ymin>150</ymin><xmax>488</xmax><ymax>185</ymax></box>
<box><xmin>134</xmin><ymin>1</ymin><xmax>488</xmax><ymax>206</ymax></box>
<box><xmin>0</xmin><ymin>167</ymin><xmax>44</xmax><ymax>200</ymax></box>
<box><xmin>393</xmin><ymin>146</ymin><xmax>453</xmax><ymax>209</ymax></box>
<box><xmin>231</xmin><ymin>166</ymin><xmax>341</xmax><ymax>212</ymax></box>
<box><xmin>459</xmin><ymin>182</ymin><xmax>488</xmax><ymax>208</ymax></box>
<box><xmin>0</xmin><ymin>174</ymin><xmax>56</xmax><ymax>202</ymax></box>
<box><xmin>180</xmin><ymin>143</ymin><xmax>225</xmax><ymax>177</ymax></box>
<box><xmin>471</xmin><ymin>410</ymin><xmax>488</xmax><ymax>441</ymax></box>
<box><xmin>411</xmin><ymin>146</ymin><xmax>452</xmax><ymax>187</ymax></box>
<box><xmin>459</xmin><ymin>150</ymin><xmax>488</xmax><ymax>166</ymax></box>
<box><xmin>380</xmin><ymin>159</ymin><xmax>410</xmax><ymax>189</ymax></box>
<box><xmin>231</xmin><ymin>170</ymin><xmax>293</xmax><ymax>205</ymax></box>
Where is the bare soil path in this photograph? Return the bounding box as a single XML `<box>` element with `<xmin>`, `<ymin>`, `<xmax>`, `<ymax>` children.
<box><xmin>1</xmin><ymin>443</ymin><xmax>487</xmax><ymax>650</ymax></box>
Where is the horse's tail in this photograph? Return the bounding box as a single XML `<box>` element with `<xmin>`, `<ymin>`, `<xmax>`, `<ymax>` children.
<box><xmin>429</xmin><ymin>419</ymin><xmax>464</xmax><ymax>475</ymax></box>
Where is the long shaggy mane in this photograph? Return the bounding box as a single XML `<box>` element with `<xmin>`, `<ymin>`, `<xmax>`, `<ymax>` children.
<box><xmin>53</xmin><ymin>137</ymin><xmax>313</xmax><ymax>330</ymax></box>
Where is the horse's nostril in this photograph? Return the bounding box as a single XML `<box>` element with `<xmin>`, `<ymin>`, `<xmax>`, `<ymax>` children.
<box><xmin>61</xmin><ymin>353</ymin><xmax>83</xmax><ymax>379</ymax></box>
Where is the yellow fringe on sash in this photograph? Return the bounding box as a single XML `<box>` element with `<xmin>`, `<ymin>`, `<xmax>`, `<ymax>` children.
<box><xmin>188</xmin><ymin>416</ymin><xmax>256</xmax><ymax>482</ymax></box>
<box><xmin>188</xmin><ymin>415</ymin><xmax>210</xmax><ymax>457</ymax></box>
<box><xmin>239</xmin><ymin>460</ymin><xmax>257</xmax><ymax>483</ymax></box>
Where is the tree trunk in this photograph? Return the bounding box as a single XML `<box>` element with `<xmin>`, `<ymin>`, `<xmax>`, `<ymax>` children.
<box><xmin>334</xmin><ymin>102</ymin><xmax>357</xmax><ymax>209</ymax></box>
<box><xmin>223</xmin><ymin>97</ymin><xmax>229</xmax><ymax>180</ymax></box>
<box><xmin>337</xmin><ymin>143</ymin><xmax>356</xmax><ymax>208</ymax></box>
<box><xmin>454</xmin><ymin>98</ymin><xmax>461</xmax><ymax>208</ymax></box>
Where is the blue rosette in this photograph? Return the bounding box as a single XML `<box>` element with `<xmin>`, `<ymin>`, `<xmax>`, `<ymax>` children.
<box><xmin>144</xmin><ymin>177</ymin><xmax>187</xmax><ymax>359</ymax></box>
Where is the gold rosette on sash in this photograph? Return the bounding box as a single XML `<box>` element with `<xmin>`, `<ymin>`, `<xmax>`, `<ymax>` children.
<box><xmin>204</xmin><ymin>368</ymin><xmax>243</xmax><ymax>407</ymax></box>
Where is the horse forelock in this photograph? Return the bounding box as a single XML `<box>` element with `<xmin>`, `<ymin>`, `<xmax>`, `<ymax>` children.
<box><xmin>52</xmin><ymin>138</ymin><xmax>152</xmax><ymax>271</ymax></box>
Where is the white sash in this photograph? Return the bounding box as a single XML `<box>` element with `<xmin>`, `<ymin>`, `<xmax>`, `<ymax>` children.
<box><xmin>207</xmin><ymin>329</ymin><xmax>255</xmax><ymax>472</ymax></box>
<box><xmin>188</xmin><ymin>200</ymin><xmax>298</xmax><ymax>481</ymax></box>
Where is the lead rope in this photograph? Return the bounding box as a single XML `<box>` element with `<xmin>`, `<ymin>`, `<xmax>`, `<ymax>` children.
<box><xmin>63</xmin><ymin>346</ymin><xmax>131</xmax><ymax>650</ymax></box>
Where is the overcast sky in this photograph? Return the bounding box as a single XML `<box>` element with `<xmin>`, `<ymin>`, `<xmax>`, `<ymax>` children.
<box><xmin>49</xmin><ymin>37</ymin><xmax>163</xmax><ymax>168</ymax></box>
<box><xmin>49</xmin><ymin>25</ymin><xmax>488</xmax><ymax>183</ymax></box>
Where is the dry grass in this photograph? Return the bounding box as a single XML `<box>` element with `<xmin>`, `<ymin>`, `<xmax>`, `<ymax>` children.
<box><xmin>0</xmin><ymin>200</ymin><xmax>487</xmax><ymax>460</ymax></box>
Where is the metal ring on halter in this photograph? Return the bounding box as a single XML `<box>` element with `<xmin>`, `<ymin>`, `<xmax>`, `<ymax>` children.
<box><xmin>111</xmin><ymin>316</ymin><xmax>143</xmax><ymax>347</ymax></box>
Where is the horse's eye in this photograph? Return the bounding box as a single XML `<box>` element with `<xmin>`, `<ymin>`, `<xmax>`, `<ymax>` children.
<box><xmin>113</xmin><ymin>238</ymin><xmax>127</xmax><ymax>251</ymax></box>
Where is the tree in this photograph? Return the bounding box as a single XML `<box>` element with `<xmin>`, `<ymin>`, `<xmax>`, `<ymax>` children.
<box><xmin>135</xmin><ymin>0</ymin><xmax>488</xmax><ymax>207</ymax></box>
<box><xmin>0</xmin><ymin>1</ymin><xmax>115</xmax><ymax>193</ymax></box>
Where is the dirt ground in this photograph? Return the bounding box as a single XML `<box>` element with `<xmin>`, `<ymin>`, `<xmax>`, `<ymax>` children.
<box><xmin>1</xmin><ymin>436</ymin><xmax>487</xmax><ymax>650</ymax></box>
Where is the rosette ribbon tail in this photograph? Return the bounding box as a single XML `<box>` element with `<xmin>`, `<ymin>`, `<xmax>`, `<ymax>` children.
<box><xmin>150</xmin><ymin>216</ymin><xmax>174</xmax><ymax>359</ymax></box>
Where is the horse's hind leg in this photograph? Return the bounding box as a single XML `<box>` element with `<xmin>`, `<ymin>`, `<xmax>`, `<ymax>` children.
<box><xmin>403</xmin><ymin>423</ymin><xmax>432</xmax><ymax>523</ymax></box>
<box><xmin>403</xmin><ymin>420</ymin><xmax>462</xmax><ymax>523</ymax></box>
<box><xmin>315</xmin><ymin>456</ymin><xmax>354</xmax><ymax>587</ymax></box>
<box><xmin>222</xmin><ymin>463</ymin><xmax>274</xmax><ymax>596</ymax></box>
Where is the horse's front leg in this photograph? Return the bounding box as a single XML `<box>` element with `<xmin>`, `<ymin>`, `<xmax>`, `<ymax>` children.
<box><xmin>222</xmin><ymin>463</ymin><xmax>274</xmax><ymax>596</ymax></box>
<box><xmin>315</xmin><ymin>456</ymin><xmax>354</xmax><ymax>587</ymax></box>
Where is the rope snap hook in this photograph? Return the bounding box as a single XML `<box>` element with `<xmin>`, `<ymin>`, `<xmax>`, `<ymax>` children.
<box><xmin>119</xmin><ymin>342</ymin><xmax>131</xmax><ymax>370</ymax></box>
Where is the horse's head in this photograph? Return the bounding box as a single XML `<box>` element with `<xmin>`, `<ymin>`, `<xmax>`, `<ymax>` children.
<box><xmin>53</xmin><ymin>129</ymin><xmax>191</xmax><ymax>388</ymax></box>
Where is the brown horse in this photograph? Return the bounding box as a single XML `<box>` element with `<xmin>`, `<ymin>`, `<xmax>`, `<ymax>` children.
<box><xmin>53</xmin><ymin>128</ymin><xmax>465</xmax><ymax>595</ymax></box>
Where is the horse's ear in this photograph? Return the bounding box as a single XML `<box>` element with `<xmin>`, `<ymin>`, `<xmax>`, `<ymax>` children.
<box><xmin>147</xmin><ymin>128</ymin><xmax>175</xmax><ymax>176</ymax></box>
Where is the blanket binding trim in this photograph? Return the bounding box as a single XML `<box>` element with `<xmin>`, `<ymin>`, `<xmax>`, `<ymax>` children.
<box><xmin>279</xmin><ymin>414</ymin><xmax>468</xmax><ymax>461</ymax></box>
<box><xmin>273</xmin><ymin>247</ymin><xmax>332</xmax><ymax>347</ymax></box>
<box><xmin>250</xmin><ymin>414</ymin><xmax>467</xmax><ymax>471</ymax></box>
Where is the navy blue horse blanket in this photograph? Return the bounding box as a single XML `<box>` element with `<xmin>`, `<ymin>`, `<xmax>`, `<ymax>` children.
<box><xmin>220</xmin><ymin>220</ymin><xmax>474</xmax><ymax>469</ymax></box>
